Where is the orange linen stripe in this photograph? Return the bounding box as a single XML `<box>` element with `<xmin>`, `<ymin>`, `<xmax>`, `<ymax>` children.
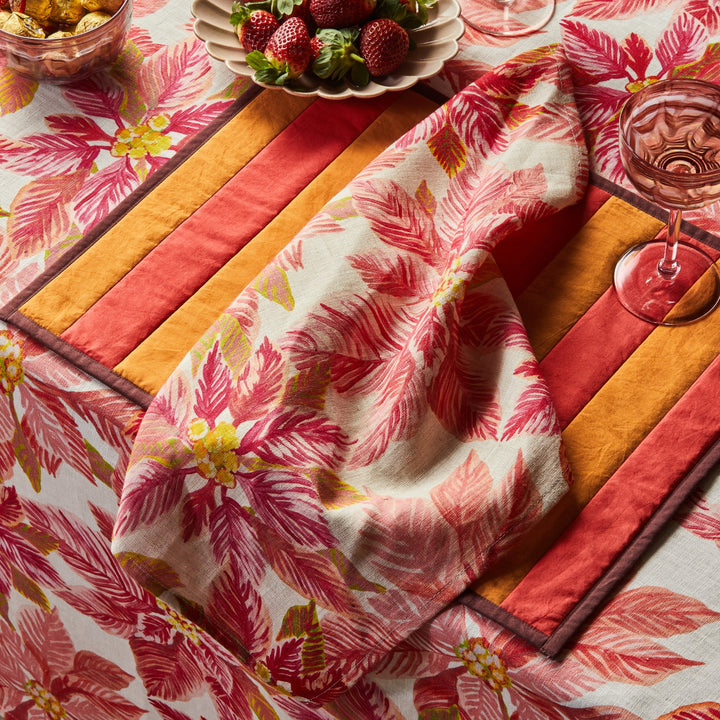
<box><xmin>517</xmin><ymin>196</ymin><xmax>665</xmax><ymax>360</ymax></box>
<box><xmin>18</xmin><ymin>90</ymin><xmax>313</xmax><ymax>335</ymax></box>
<box><xmin>114</xmin><ymin>90</ymin><xmax>441</xmax><ymax>396</ymax></box>
<box><xmin>473</xmin><ymin>269</ymin><xmax>720</xmax><ymax>605</ymax></box>
<box><xmin>504</xmin><ymin>352</ymin><xmax>720</xmax><ymax>633</ymax></box>
<box><xmin>59</xmin><ymin>93</ymin><xmax>398</xmax><ymax>369</ymax></box>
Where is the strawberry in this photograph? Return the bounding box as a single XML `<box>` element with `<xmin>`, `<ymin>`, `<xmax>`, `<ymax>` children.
<box><xmin>246</xmin><ymin>16</ymin><xmax>312</xmax><ymax>84</ymax></box>
<box><xmin>230</xmin><ymin>4</ymin><xmax>279</xmax><ymax>52</ymax></box>
<box><xmin>309</xmin><ymin>0</ymin><xmax>376</xmax><ymax>29</ymax></box>
<box><xmin>359</xmin><ymin>18</ymin><xmax>409</xmax><ymax>77</ymax></box>
<box><xmin>311</xmin><ymin>27</ymin><xmax>367</xmax><ymax>84</ymax></box>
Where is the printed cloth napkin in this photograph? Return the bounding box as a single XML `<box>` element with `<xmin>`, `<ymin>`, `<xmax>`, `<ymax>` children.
<box><xmin>112</xmin><ymin>45</ymin><xmax>588</xmax><ymax>703</ymax></box>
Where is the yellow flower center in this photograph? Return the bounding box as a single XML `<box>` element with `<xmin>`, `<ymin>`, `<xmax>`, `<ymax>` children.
<box><xmin>25</xmin><ymin>680</ymin><xmax>66</xmax><ymax>720</ymax></box>
<box><xmin>188</xmin><ymin>418</ymin><xmax>240</xmax><ymax>488</ymax></box>
<box><xmin>157</xmin><ymin>600</ymin><xmax>202</xmax><ymax>645</ymax></box>
<box><xmin>456</xmin><ymin>637</ymin><xmax>511</xmax><ymax>692</ymax></box>
<box><xmin>0</xmin><ymin>330</ymin><xmax>24</xmax><ymax>394</ymax></box>
<box><xmin>111</xmin><ymin>115</ymin><xmax>172</xmax><ymax>158</ymax></box>
<box><xmin>432</xmin><ymin>258</ymin><xmax>465</xmax><ymax>307</ymax></box>
<box><xmin>625</xmin><ymin>76</ymin><xmax>661</xmax><ymax>93</ymax></box>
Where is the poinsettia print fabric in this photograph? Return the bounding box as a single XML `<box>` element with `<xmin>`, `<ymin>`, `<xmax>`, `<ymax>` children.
<box><xmin>113</xmin><ymin>43</ymin><xmax>586</xmax><ymax>704</ymax></box>
<box><xmin>3</xmin><ymin>1</ymin><xmax>720</xmax><ymax>719</ymax></box>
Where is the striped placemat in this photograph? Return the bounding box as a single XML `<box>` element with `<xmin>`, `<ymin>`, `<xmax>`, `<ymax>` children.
<box><xmin>0</xmin><ymin>85</ymin><xmax>441</xmax><ymax>407</ymax></box>
<box><xmin>461</xmin><ymin>173</ymin><xmax>720</xmax><ymax>655</ymax></box>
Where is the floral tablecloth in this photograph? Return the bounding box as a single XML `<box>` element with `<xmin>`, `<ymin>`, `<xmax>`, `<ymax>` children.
<box><xmin>4</xmin><ymin>1</ymin><xmax>720</xmax><ymax>719</ymax></box>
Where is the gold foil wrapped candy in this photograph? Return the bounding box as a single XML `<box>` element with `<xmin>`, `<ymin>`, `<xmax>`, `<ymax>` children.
<box><xmin>3</xmin><ymin>11</ymin><xmax>44</xmax><ymax>36</ymax></box>
<box><xmin>80</xmin><ymin>0</ymin><xmax>121</xmax><ymax>14</ymax></box>
<box><xmin>48</xmin><ymin>0</ymin><xmax>85</xmax><ymax>24</ymax></box>
<box><xmin>9</xmin><ymin>0</ymin><xmax>52</xmax><ymax>23</ymax></box>
<box><xmin>74</xmin><ymin>9</ymin><xmax>109</xmax><ymax>31</ymax></box>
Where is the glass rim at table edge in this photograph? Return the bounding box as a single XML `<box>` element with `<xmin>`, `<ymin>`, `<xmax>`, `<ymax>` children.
<box><xmin>619</xmin><ymin>78</ymin><xmax>720</xmax><ymax>194</ymax></box>
<box><xmin>460</xmin><ymin>0</ymin><xmax>556</xmax><ymax>38</ymax></box>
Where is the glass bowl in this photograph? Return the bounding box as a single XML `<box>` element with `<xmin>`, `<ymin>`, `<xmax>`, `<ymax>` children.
<box><xmin>0</xmin><ymin>0</ymin><xmax>132</xmax><ymax>82</ymax></box>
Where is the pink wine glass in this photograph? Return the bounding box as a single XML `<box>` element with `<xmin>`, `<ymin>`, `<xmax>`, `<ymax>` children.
<box><xmin>614</xmin><ymin>78</ymin><xmax>720</xmax><ymax>325</ymax></box>
<box><xmin>461</xmin><ymin>0</ymin><xmax>555</xmax><ymax>37</ymax></box>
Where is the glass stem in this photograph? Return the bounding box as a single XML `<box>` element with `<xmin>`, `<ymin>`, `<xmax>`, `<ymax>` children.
<box><xmin>659</xmin><ymin>208</ymin><xmax>682</xmax><ymax>278</ymax></box>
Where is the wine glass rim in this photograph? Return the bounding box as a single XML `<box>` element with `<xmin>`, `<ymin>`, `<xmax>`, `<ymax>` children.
<box><xmin>619</xmin><ymin>77</ymin><xmax>720</xmax><ymax>187</ymax></box>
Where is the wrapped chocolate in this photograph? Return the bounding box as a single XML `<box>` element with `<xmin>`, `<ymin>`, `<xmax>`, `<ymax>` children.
<box><xmin>0</xmin><ymin>9</ymin><xmax>11</xmax><ymax>25</ymax></box>
<box><xmin>45</xmin><ymin>28</ymin><xmax>72</xmax><ymax>36</ymax></box>
<box><xmin>47</xmin><ymin>0</ymin><xmax>84</xmax><ymax>25</ymax></box>
<box><xmin>74</xmin><ymin>8</ymin><xmax>108</xmax><ymax>31</ymax></box>
<box><xmin>80</xmin><ymin>0</ymin><xmax>121</xmax><ymax>14</ymax></box>
<box><xmin>9</xmin><ymin>0</ymin><xmax>52</xmax><ymax>23</ymax></box>
<box><xmin>3</xmin><ymin>11</ymin><xmax>44</xmax><ymax>36</ymax></box>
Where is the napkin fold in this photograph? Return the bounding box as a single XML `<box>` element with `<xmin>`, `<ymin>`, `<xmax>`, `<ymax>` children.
<box><xmin>112</xmin><ymin>45</ymin><xmax>588</xmax><ymax>702</ymax></box>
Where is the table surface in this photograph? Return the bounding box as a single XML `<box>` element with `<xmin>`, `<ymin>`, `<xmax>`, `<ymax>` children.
<box><xmin>3</xmin><ymin>1</ymin><xmax>720</xmax><ymax>718</ymax></box>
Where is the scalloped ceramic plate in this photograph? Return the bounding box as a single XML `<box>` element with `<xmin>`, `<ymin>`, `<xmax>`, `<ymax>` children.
<box><xmin>192</xmin><ymin>0</ymin><xmax>464</xmax><ymax>98</ymax></box>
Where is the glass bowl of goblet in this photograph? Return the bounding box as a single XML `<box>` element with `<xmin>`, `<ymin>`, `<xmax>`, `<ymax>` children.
<box><xmin>614</xmin><ymin>78</ymin><xmax>720</xmax><ymax>325</ymax></box>
<box><xmin>461</xmin><ymin>0</ymin><xmax>555</xmax><ymax>38</ymax></box>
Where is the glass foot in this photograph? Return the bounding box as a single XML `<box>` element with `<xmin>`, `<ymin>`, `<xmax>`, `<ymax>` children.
<box><xmin>613</xmin><ymin>240</ymin><xmax>720</xmax><ymax>325</ymax></box>
<box><xmin>461</xmin><ymin>0</ymin><xmax>555</xmax><ymax>37</ymax></box>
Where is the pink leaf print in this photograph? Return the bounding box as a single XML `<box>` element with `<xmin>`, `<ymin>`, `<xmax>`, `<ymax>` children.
<box><xmin>207</xmin><ymin>565</ymin><xmax>272</xmax><ymax>657</ymax></box>
<box><xmin>18</xmin><ymin>603</ymin><xmax>74</xmax><ymax>671</ymax></box>
<box><xmin>501</xmin><ymin>377</ymin><xmax>558</xmax><ymax>439</ymax></box>
<box><xmin>622</xmin><ymin>32</ymin><xmax>653</xmax><ymax>79</ymax></box>
<box><xmin>255</xmin><ymin>524</ymin><xmax>361</xmax><ymax>616</ymax></box>
<box><xmin>327</xmin><ymin>677</ymin><xmax>400</xmax><ymax>720</ymax></box>
<box><xmin>570</xmin><ymin>629</ymin><xmax>702</xmax><ymax>684</ymax></box>
<box><xmin>592</xmin><ymin>586</ymin><xmax>720</xmax><ymax>638</ymax></box>
<box><xmin>0</xmin><ymin>132</ymin><xmax>98</xmax><ymax>175</ymax></box>
<box><xmin>136</xmin><ymin>37</ymin><xmax>213</xmax><ymax>116</ymax></box>
<box><xmin>678</xmin><ymin>491</ymin><xmax>720</xmax><ymax>546</ymax></box>
<box><xmin>413</xmin><ymin>667</ymin><xmax>463</xmax><ymax>715</ymax></box>
<box><xmin>21</xmin><ymin>381</ymin><xmax>94</xmax><ymax>481</ymax></box>
<box><xmin>6</xmin><ymin>171</ymin><xmax>88</xmax><ymax>257</ymax></box>
<box><xmin>358</xmin><ymin>494</ymin><xmax>464</xmax><ymax>598</ymax></box>
<box><xmin>569</xmin><ymin>0</ymin><xmax>675</xmax><ymax>20</ymax></box>
<box><xmin>129</xmin><ymin>634</ymin><xmax>206</xmax><ymax>701</ymax></box>
<box><xmin>283</xmin><ymin>361</ymin><xmax>331</xmax><ymax>411</ymax></box>
<box><xmin>148</xmin><ymin>699</ymin><xmax>200</xmax><ymax>720</ymax></box>
<box><xmin>228</xmin><ymin>337</ymin><xmax>286</xmax><ymax>423</ymax></box>
<box><xmin>208</xmin><ymin>499</ymin><xmax>265</xmax><ymax>584</ymax></box>
<box><xmin>350</xmin><ymin>347</ymin><xmax>427</xmax><ymax>467</ymax></box>
<box><xmin>238</xmin><ymin>407</ymin><xmax>350</xmax><ymax>470</ymax></box>
<box><xmin>254</xmin><ymin>265</ymin><xmax>294</xmax><ymax>310</ymax></box>
<box><xmin>44</xmin><ymin>113</ymin><xmax>115</xmax><ymax>143</ymax></box>
<box><xmin>352</xmin><ymin>179</ymin><xmax>442</xmax><ymax>266</ymax></box>
<box><xmin>240</xmin><ymin>468</ymin><xmax>337</xmax><ymax>548</ymax></box>
<box><xmin>428</xmin><ymin>313</ymin><xmax>503</xmax><ymax>442</ymax></box>
<box><xmin>194</xmin><ymin>343</ymin><xmax>232</xmax><ymax>424</ymax></box>
<box><xmin>0</xmin><ymin>68</ymin><xmax>37</xmax><ymax>116</ymax></box>
<box><xmin>348</xmin><ymin>251</ymin><xmax>435</xmax><ymax>300</ymax></box>
<box><xmin>428</xmin><ymin>118</ymin><xmax>467</xmax><ymax>178</ymax></box>
<box><xmin>63</xmin><ymin>76</ymin><xmax>125</xmax><ymax>119</ymax></box>
<box><xmin>73</xmin><ymin>157</ymin><xmax>146</xmax><ymax>230</ymax></box>
<box><xmin>654</xmin><ymin>12</ymin><xmax>708</xmax><ymax>76</ymax></box>
<box><xmin>685</xmin><ymin>0</ymin><xmax>720</xmax><ymax>34</ymax></box>
<box><xmin>575</xmin><ymin>84</ymin><xmax>627</xmax><ymax>135</ymax></box>
<box><xmin>431</xmin><ymin>449</ymin><xmax>543</xmax><ymax>574</ymax></box>
<box><xmin>70</xmin><ymin>649</ymin><xmax>135</xmax><ymax>690</ymax></box>
<box><xmin>166</xmin><ymin>102</ymin><xmax>234</xmax><ymax>134</ymax></box>
<box><xmin>560</xmin><ymin>20</ymin><xmax>631</xmax><ymax>81</ymax></box>
<box><xmin>114</xmin><ymin>460</ymin><xmax>185</xmax><ymax>535</ymax></box>
<box><xmin>656</xmin><ymin>703</ymin><xmax>720</xmax><ymax>720</ymax></box>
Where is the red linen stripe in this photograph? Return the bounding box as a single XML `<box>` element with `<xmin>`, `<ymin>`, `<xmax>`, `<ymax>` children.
<box><xmin>494</xmin><ymin>183</ymin><xmax>610</xmax><ymax>297</ymax></box>
<box><xmin>502</xmin><ymin>352</ymin><xmax>720</xmax><ymax>634</ymax></box>
<box><xmin>60</xmin><ymin>93</ymin><xmax>397</xmax><ymax>368</ymax></box>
